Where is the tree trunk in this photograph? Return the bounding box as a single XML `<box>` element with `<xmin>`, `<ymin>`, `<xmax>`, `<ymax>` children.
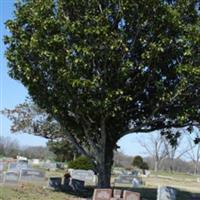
<box><xmin>154</xmin><ymin>160</ymin><xmax>158</xmax><ymax>172</ymax></box>
<box><xmin>96</xmin><ymin>139</ymin><xmax>114</xmax><ymax>188</ymax></box>
<box><xmin>194</xmin><ymin>162</ymin><xmax>198</xmax><ymax>175</ymax></box>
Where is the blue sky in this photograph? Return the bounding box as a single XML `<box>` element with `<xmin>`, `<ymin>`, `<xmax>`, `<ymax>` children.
<box><xmin>0</xmin><ymin>0</ymin><xmax>48</xmax><ymax>147</ymax></box>
<box><xmin>0</xmin><ymin>0</ymin><xmax>146</xmax><ymax>156</ymax></box>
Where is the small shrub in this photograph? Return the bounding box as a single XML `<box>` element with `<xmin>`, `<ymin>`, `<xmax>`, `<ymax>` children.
<box><xmin>132</xmin><ymin>155</ymin><xmax>149</xmax><ymax>170</ymax></box>
<box><xmin>68</xmin><ymin>156</ymin><xmax>94</xmax><ymax>170</ymax></box>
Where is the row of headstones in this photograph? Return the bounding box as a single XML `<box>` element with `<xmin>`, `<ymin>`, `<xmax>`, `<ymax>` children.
<box><xmin>92</xmin><ymin>186</ymin><xmax>176</xmax><ymax>200</ymax></box>
<box><xmin>0</xmin><ymin>160</ymin><xmax>64</xmax><ymax>172</ymax></box>
<box><xmin>0</xmin><ymin>168</ymin><xmax>46</xmax><ymax>184</ymax></box>
<box><xmin>42</xmin><ymin>162</ymin><xmax>65</xmax><ymax>171</ymax></box>
<box><xmin>92</xmin><ymin>189</ymin><xmax>140</xmax><ymax>200</ymax></box>
<box><xmin>114</xmin><ymin>174</ymin><xmax>142</xmax><ymax>186</ymax></box>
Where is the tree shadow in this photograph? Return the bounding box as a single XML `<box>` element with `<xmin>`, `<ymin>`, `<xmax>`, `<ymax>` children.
<box><xmin>52</xmin><ymin>186</ymin><xmax>200</xmax><ymax>200</ymax></box>
<box><xmin>113</xmin><ymin>186</ymin><xmax>200</xmax><ymax>200</ymax></box>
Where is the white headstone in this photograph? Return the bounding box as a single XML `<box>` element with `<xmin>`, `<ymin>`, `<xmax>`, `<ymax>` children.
<box><xmin>132</xmin><ymin>178</ymin><xmax>140</xmax><ymax>187</ymax></box>
<box><xmin>157</xmin><ymin>186</ymin><xmax>176</xmax><ymax>200</ymax></box>
<box><xmin>70</xmin><ymin>169</ymin><xmax>96</xmax><ymax>185</ymax></box>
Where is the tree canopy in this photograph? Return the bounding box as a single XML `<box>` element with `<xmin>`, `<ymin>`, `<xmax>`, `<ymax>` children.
<box><xmin>4</xmin><ymin>0</ymin><xmax>200</xmax><ymax>187</ymax></box>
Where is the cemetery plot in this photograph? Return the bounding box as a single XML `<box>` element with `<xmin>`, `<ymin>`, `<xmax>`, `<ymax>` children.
<box><xmin>70</xmin><ymin>169</ymin><xmax>97</xmax><ymax>185</ymax></box>
<box><xmin>20</xmin><ymin>169</ymin><xmax>46</xmax><ymax>182</ymax></box>
<box><xmin>4</xmin><ymin>171</ymin><xmax>20</xmax><ymax>184</ymax></box>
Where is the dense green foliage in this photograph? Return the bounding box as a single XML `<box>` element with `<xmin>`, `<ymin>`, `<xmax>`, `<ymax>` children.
<box><xmin>4</xmin><ymin>0</ymin><xmax>200</xmax><ymax>187</ymax></box>
<box><xmin>68</xmin><ymin>156</ymin><xmax>94</xmax><ymax>170</ymax></box>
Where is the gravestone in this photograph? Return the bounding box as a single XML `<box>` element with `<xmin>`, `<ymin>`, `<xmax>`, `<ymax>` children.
<box><xmin>70</xmin><ymin>169</ymin><xmax>96</xmax><ymax>185</ymax></box>
<box><xmin>157</xmin><ymin>186</ymin><xmax>176</xmax><ymax>200</ymax></box>
<box><xmin>8</xmin><ymin>163</ymin><xmax>18</xmax><ymax>171</ymax></box>
<box><xmin>0</xmin><ymin>173</ymin><xmax>4</xmax><ymax>183</ymax></box>
<box><xmin>113</xmin><ymin>189</ymin><xmax>122</xmax><ymax>198</ymax></box>
<box><xmin>20</xmin><ymin>168</ymin><xmax>45</xmax><ymax>182</ymax></box>
<box><xmin>56</xmin><ymin>162</ymin><xmax>65</xmax><ymax>169</ymax></box>
<box><xmin>70</xmin><ymin>179</ymin><xmax>85</xmax><ymax>192</ymax></box>
<box><xmin>123</xmin><ymin>190</ymin><xmax>140</xmax><ymax>200</ymax></box>
<box><xmin>113</xmin><ymin>168</ymin><xmax>124</xmax><ymax>175</ymax></box>
<box><xmin>132</xmin><ymin>178</ymin><xmax>141</xmax><ymax>187</ymax></box>
<box><xmin>0</xmin><ymin>162</ymin><xmax>4</xmax><ymax>172</ymax></box>
<box><xmin>92</xmin><ymin>189</ymin><xmax>112</xmax><ymax>200</ymax></box>
<box><xmin>115</xmin><ymin>174</ymin><xmax>135</xmax><ymax>184</ymax></box>
<box><xmin>43</xmin><ymin>162</ymin><xmax>57</xmax><ymax>171</ymax></box>
<box><xmin>8</xmin><ymin>162</ymin><xmax>28</xmax><ymax>172</ymax></box>
<box><xmin>17</xmin><ymin>160</ymin><xmax>29</xmax><ymax>169</ymax></box>
<box><xmin>48</xmin><ymin>177</ymin><xmax>62</xmax><ymax>189</ymax></box>
<box><xmin>4</xmin><ymin>171</ymin><xmax>20</xmax><ymax>184</ymax></box>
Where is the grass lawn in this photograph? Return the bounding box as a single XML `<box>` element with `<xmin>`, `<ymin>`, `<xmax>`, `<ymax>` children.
<box><xmin>0</xmin><ymin>170</ymin><xmax>199</xmax><ymax>200</ymax></box>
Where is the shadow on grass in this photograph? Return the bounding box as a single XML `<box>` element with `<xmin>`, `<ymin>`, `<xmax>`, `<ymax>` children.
<box><xmin>51</xmin><ymin>186</ymin><xmax>94</xmax><ymax>198</ymax></box>
<box><xmin>54</xmin><ymin>186</ymin><xmax>200</xmax><ymax>200</ymax></box>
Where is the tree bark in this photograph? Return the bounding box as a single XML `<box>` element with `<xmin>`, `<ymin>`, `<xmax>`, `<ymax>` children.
<box><xmin>95</xmin><ymin>118</ymin><xmax>115</xmax><ymax>188</ymax></box>
<box><xmin>154</xmin><ymin>160</ymin><xmax>158</xmax><ymax>172</ymax></box>
<box><xmin>96</xmin><ymin>144</ymin><xmax>114</xmax><ymax>188</ymax></box>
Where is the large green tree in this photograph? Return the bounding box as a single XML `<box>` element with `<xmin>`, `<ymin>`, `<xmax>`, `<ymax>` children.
<box><xmin>4</xmin><ymin>0</ymin><xmax>200</xmax><ymax>187</ymax></box>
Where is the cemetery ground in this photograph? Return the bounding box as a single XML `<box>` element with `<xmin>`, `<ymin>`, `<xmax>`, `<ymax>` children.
<box><xmin>0</xmin><ymin>170</ymin><xmax>199</xmax><ymax>200</ymax></box>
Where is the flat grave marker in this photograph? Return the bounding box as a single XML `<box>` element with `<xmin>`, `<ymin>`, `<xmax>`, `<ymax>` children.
<box><xmin>92</xmin><ymin>189</ymin><xmax>112</xmax><ymax>200</ymax></box>
<box><xmin>113</xmin><ymin>189</ymin><xmax>122</xmax><ymax>198</ymax></box>
<box><xmin>123</xmin><ymin>190</ymin><xmax>140</xmax><ymax>200</ymax></box>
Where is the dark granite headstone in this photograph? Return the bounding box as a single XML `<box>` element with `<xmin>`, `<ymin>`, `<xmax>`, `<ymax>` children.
<box><xmin>48</xmin><ymin>177</ymin><xmax>62</xmax><ymax>189</ymax></box>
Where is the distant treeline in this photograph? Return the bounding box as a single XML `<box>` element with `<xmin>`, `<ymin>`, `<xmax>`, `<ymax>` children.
<box><xmin>0</xmin><ymin>136</ymin><xmax>53</xmax><ymax>160</ymax></box>
<box><xmin>114</xmin><ymin>151</ymin><xmax>200</xmax><ymax>174</ymax></box>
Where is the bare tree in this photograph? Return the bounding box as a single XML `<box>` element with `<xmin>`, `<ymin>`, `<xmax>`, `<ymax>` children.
<box><xmin>163</xmin><ymin>129</ymin><xmax>192</xmax><ymax>173</ymax></box>
<box><xmin>138</xmin><ymin>132</ymin><xmax>168</xmax><ymax>172</ymax></box>
<box><xmin>0</xmin><ymin>137</ymin><xmax>20</xmax><ymax>158</ymax></box>
<box><xmin>185</xmin><ymin>129</ymin><xmax>200</xmax><ymax>174</ymax></box>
